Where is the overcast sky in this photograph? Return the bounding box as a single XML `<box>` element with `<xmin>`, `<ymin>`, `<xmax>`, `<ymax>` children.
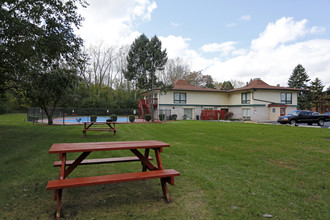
<box><xmin>76</xmin><ymin>0</ymin><xmax>330</xmax><ymax>89</ymax></box>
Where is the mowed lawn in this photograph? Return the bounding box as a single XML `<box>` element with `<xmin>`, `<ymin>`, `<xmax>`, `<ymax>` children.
<box><xmin>0</xmin><ymin>114</ymin><xmax>329</xmax><ymax>219</ymax></box>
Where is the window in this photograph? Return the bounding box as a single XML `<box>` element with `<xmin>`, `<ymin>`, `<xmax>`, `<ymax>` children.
<box><xmin>204</xmin><ymin>107</ymin><xmax>214</xmax><ymax>110</ymax></box>
<box><xmin>272</xmin><ymin>108</ymin><xmax>276</xmax><ymax>113</ymax></box>
<box><xmin>241</xmin><ymin>93</ymin><xmax>250</xmax><ymax>104</ymax></box>
<box><xmin>281</xmin><ymin>93</ymin><xmax>292</xmax><ymax>104</ymax></box>
<box><xmin>174</xmin><ymin>93</ymin><xmax>186</xmax><ymax>104</ymax></box>
<box><xmin>242</xmin><ymin>108</ymin><xmax>251</xmax><ymax>119</ymax></box>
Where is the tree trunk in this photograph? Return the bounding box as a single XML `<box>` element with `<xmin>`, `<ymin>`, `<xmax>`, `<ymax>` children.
<box><xmin>151</xmin><ymin>74</ymin><xmax>154</xmax><ymax>122</ymax></box>
<box><xmin>43</xmin><ymin>108</ymin><xmax>54</xmax><ymax>125</ymax></box>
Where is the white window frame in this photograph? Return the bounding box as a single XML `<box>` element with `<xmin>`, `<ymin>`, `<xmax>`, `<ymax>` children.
<box><xmin>242</xmin><ymin>108</ymin><xmax>251</xmax><ymax>119</ymax></box>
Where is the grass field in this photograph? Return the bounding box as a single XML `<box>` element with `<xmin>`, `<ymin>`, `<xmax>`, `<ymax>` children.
<box><xmin>0</xmin><ymin>114</ymin><xmax>329</xmax><ymax>219</ymax></box>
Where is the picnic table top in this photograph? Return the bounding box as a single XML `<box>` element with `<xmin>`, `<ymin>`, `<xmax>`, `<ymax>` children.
<box><xmin>48</xmin><ymin>140</ymin><xmax>170</xmax><ymax>154</ymax></box>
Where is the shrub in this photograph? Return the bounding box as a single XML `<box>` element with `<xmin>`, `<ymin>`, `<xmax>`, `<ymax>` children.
<box><xmin>90</xmin><ymin>115</ymin><xmax>97</xmax><ymax>122</ymax></box>
<box><xmin>225</xmin><ymin>112</ymin><xmax>233</xmax><ymax>120</ymax></box>
<box><xmin>145</xmin><ymin>114</ymin><xmax>151</xmax><ymax>122</ymax></box>
<box><xmin>159</xmin><ymin>114</ymin><xmax>165</xmax><ymax>121</ymax></box>
<box><xmin>110</xmin><ymin>114</ymin><xmax>117</xmax><ymax>122</ymax></box>
<box><xmin>171</xmin><ymin>114</ymin><xmax>177</xmax><ymax>120</ymax></box>
<box><xmin>129</xmin><ymin>115</ymin><xmax>135</xmax><ymax>123</ymax></box>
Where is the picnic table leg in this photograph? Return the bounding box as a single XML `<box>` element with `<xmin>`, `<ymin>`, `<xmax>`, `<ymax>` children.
<box><xmin>161</xmin><ymin>178</ymin><xmax>170</xmax><ymax>202</ymax></box>
<box><xmin>55</xmin><ymin>153</ymin><xmax>66</xmax><ymax>219</ymax></box>
<box><xmin>56</xmin><ymin>189</ymin><xmax>63</xmax><ymax>220</ymax></box>
<box><xmin>106</xmin><ymin>123</ymin><xmax>116</xmax><ymax>136</ymax></box>
<box><xmin>154</xmin><ymin>148</ymin><xmax>163</xmax><ymax>170</ymax></box>
<box><xmin>142</xmin><ymin>148</ymin><xmax>150</xmax><ymax>171</ymax></box>
<box><xmin>113</xmin><ymin>123</ymin><xmax>116</xmax><ymax>136</ymax></box>
<box><xmin>83</xmin><ymin>123</ymin><xmax>87</xmax><ymax>137</ymax></box>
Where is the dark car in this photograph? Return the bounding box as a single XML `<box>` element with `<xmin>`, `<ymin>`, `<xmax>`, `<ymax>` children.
<box><xmin>277</xmin><ymin>110</ymin><xmax>330</xmax><ymax>126</ymax></box>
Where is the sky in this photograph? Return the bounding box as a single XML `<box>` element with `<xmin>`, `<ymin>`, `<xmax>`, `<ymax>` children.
<box><xmin>76</xmin><ymin>0</ymin><xmax>330</xmax><ymax>89</ymax></box>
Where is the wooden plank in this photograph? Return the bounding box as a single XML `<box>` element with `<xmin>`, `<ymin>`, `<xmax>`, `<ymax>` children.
<box><xmin>53</xmin><ymin>156</ymin><xmax>153</xmax><ymax>167</ymax></box>
<box><xmin>47</xmin><ymin>169</ymin><xmax>180</xmax><ymax>190</ymax></box>
<box><xmin>49</xmin><ymin>140</ymin><xmax>170</xmax><ymax>154</ymax></box>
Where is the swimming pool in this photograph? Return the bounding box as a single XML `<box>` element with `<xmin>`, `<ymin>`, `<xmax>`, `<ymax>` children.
<box><xmin>58</xmin><ymin>116</ymin><xmax>130</xmax><ymax>123</ymax></box>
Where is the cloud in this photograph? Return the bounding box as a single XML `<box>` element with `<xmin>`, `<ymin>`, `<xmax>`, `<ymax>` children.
<box><xmin>226</xmin><ymin>23</ymin><xmax>236</xmax><ymax>28</ymax></box>
<box><xmin>160</xmin><ymin>17</ymin><xmax>330</xmax><ymax>88</ymax></box>
<box><xmin>77</xmin><ymin>0</ymin><xmax>157</xmax><ymax>47</ymax></box>
<box><xmin>251</xmin><ymin>17</ymin><xmax>325</xmax><ymax>51</ymax></box>
<box><xmin>240</xmin><ymin>15</ymin><xmax>251</xmax><ymax>22</ymax></box>
<box><xmin>75</xmin><ymin>3</ymin><xmax>330</xmax><ymax>89</ymax></box>
<box><xmin>170</xmin><ymin>21</ymin><xmax>180</xmax><ymax>28</ymax></box>
<box><xmin>200</xmin><ymin>41</ymin><xmax>238</xmax><ymax>56</ymax></box>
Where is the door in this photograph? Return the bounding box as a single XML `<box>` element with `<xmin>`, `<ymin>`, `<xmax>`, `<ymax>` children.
<box><xmin>183</xmin><ymin>108</ymin><xmax>193</xmax><ymax>120</ymax></box>
<box><xmin>280</xmin><ymin>108</ymin><xmax>286</xmax><ymax>116</ymax></box>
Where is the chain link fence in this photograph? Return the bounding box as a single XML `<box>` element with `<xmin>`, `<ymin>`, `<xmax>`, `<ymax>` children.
<box><xmin>27</xmin><ymin>107</ymin><xmax>175</xmax><ymax>124</ymax></box>
<box><xmin>27</xmin><ymin>107</ymin><xmax>139</xmax><ymax>125</ymax></box>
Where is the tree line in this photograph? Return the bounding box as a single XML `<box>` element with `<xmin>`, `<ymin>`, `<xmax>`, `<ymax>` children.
<box><xmin>1</xmin><ymin>1</ymin><xmax>328</xmax><ymax>124</ymax></box>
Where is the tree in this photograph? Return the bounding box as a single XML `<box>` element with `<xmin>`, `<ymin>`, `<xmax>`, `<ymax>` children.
<box><xmin>182</xmin><ymin>71</ymin><xmax>215</xmax><ymax>88</ymax></box>
<box><xmin>158</xmin><ymin>57</ymin><xmax>190</xmax><ymax>85</ymax></box>
<box><xmin>288</xmin><ymin>64</ymin><xmax>312</xmax><ymax>109</ymax></box>
<box><xmin>201</xmin><ymin>75</ymin><xmax>216</xmax><ymax>89</ymax></box>
<box><xmin>309</xmin><ymin>78</ymin><xmax>324</xmax><ymax>110</ymax></box>
<box><xmin>219</xmin><ymin>81</ymin><xmax>234</xmax><ymax>90</ymax></box>
<box><xmin>229</xmin><ymin>79</ymin><xmax>245</xmax><ymax>89</ymax></box>
<box><xmin>25</xmin><ymin>68</ymin><xmax>80</xmax><ymax>125</ymax></box>
<box><xmin>124</xmin><ymin>34</ymin><xmax>168</xmax><ymax>121</ymax></box>
<box><xmin>0</xmin><ymin>0</ymin><xmax>86</xmax><ymax>123</ymax></box>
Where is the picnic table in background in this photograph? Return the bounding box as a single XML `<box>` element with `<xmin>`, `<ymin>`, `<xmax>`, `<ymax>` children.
<box><xmin>46</xmin><ymin>140</ymin><xmax>180</xmax><ymax>219</ymax></box>
<box><xmin>82</xmin><ymin>121</ymin><xmax>119</xmax><ymax>136</ymax></box>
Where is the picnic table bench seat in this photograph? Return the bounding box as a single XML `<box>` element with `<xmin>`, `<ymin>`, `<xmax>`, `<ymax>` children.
<box><xmin>47</xmin><ymin>169</ymin><xmax>180</xmax><ymax>190</ymax></box>
<box><xmin>53</xmin><ymin>156</ymin><xmax>153</xmax><ymax>167</ymax></box>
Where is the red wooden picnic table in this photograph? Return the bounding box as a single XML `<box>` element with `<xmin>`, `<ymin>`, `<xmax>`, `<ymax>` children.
<box><xmin>46</xmin><ymin>140</ymin><xmax>180</xmax><ymax>219</ymax></box>
<box><xmin>82</xmin><ymin>121</ymin><xmax>120</xmax><ymax>136</ymax></box>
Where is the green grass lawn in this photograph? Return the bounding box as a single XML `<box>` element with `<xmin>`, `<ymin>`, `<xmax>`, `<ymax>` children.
<box><xmin>0</xmin><ymin>114</ymin><xmax>329</xmax><ymax>219</ymax></box>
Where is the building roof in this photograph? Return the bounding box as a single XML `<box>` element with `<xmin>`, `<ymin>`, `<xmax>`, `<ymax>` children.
<box><xmin>229</xmin><ymin>78</ymin><xmax>304</xmax><ymax>92</ymax></box>
<box><xmin>142</xmin><ymin>78</ymin><xmax>303</xmax><ymax>95</ymax></box>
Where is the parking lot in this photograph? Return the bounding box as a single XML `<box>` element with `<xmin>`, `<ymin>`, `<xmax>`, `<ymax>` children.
<box><xmin>271</xmin><ymin>121</ymin><xmax>330</xmax><ymax>129</ymax></box>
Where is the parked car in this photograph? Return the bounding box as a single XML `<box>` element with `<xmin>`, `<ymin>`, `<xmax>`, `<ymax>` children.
<box><xmin>277</xmin><ymin>110</ymin><xmax>330</xmax><ymax>126</ymax></box>
<box><xmin>324</xmin><ymin>112</ymin><xmax>330</xmax><ymax>115</ymax></box>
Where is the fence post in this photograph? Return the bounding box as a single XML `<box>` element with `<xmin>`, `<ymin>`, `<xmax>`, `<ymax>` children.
<box><xmin>62</xmin><ymin>108</ymin><xmax>65</xmax><ymax>125</ymax></box>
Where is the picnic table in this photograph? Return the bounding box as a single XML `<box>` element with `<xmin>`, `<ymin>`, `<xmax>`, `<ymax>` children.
<box><xmin>46</xmin><ymin>140</ymin><xmax>180</xmax><ymax>219</ymax></box>
<box><xmin>82</xmin><ymin>121</ymin><xmax>118</xmax><ymax>136</ymax></box>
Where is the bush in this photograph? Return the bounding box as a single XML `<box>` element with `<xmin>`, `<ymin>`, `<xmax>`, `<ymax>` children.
<box><xmin>159</xmin><ymin>114</ymin><xmax>165</xmax><ymax>121</ymax></box>
<box><xmin>129</xmin><ymin>115</ymin><xmax>135</xmax><ymax>123</ymax></box>
<box><xmin>110</xmin><ymin>114</ymin><xmax>117</xmax><ymax>122</ymax></box>
<box><xmin>225</xmin><ymin>112</ymin><xmax>233</xmax><ymax>120</ymax></box>
<box><xmin>145</xmin><ymin>114</ymin><xmax>151</xmax><ymax>122</ymax></box>
<box><xmin>171</xmin><ymin>114</ymin><xmax>177</xmax><ymax>120</ymax></box>
<box><xmin>90</xmin><ymin>115</ymin><xmax>97</xmax><ymax>122</ymax></box>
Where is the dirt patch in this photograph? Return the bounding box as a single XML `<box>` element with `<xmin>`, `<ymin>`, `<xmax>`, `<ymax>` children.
<box><xmin>268</xmin><ymin>159</ymin><xmax>297</xmax><ymax>170</ymax></box>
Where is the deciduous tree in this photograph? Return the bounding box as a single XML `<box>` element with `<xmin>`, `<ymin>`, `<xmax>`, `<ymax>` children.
<box><xmin>0</xmin><ymin>0</ymin><xmax>86</xmax><ymax>123</ymax></box>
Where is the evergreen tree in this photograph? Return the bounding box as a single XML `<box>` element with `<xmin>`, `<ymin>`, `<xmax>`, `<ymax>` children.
<box><xmin>288</xmin><ymin>64</ymin><xmax>310</xmax><ymax>89</ymax></box>
<box><xmin>124</xmin><ymin>34</ymin><xmax>167</xmax><ymax>121</ymax></box>
<box><xmin>288</xmin><ymin>64</ymin><xmax>312</xmax><ymax>109</ymax></box>
<box><xmin>310</xmin><ymin>78</ymin><xmax>324</xmax><ymax>110</ymax></box>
